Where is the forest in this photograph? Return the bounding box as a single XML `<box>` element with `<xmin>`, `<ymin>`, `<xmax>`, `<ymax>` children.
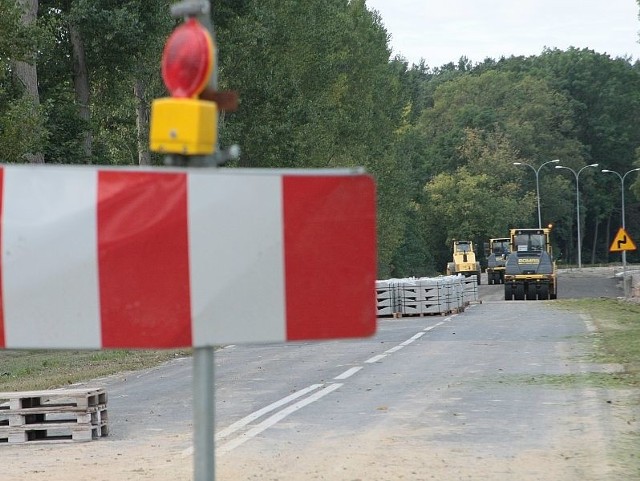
<box><xmin>2</xmin><ymin>0</ymin><xmax>640</xmax><ymax>278</ymax></box>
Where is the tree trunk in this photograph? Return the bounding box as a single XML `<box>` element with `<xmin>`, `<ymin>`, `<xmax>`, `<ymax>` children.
<box><xmin>14</xmin><ymin>0</ymin><xmax>44</xmax><ymax>164</ymax></box>
<box><xmin>69</xmin><ymin>22</ymin><xmax>93</xmax><ymax>162</ymax></box>
<box><xmin>134</xmin><ymin>77</ymin><xmax>151</xmax><ymax>165</ymax></box>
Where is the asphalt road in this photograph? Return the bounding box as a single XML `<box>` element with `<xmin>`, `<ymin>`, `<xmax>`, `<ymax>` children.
<box><xmin>3</xmin><ymin>267</ymin><xmax>635</xmax><ymax>480</ymax></box>
<box><xmin>92</xmin><ymin>270</ymin><xmax>632</xmax><ymax>480</ymax></box>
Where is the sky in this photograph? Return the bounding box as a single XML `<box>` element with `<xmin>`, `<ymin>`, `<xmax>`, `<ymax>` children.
<box><xmin>365</xmin><ymin>0</ymin><xmax>640</xmax><ymax>67</ymax></box>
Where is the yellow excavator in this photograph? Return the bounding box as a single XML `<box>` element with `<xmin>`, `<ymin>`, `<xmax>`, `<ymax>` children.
<box><xmin>446</xmin><ymin>240</ymin><xmax>481</xmax><ymax>284</ymax></box>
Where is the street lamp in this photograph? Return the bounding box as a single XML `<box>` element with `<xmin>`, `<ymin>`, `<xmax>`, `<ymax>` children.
<box><xmin>513</xmin><ymin>159</ymin><xmax>560</xmax><ymax>228</ymax></box>
<box><xmin>601</xmin><ymin>167</ymin><xmax>640</xmax><ymax>287</ymax></box>
<box><xmin>555</xmin><ymin>163</ymin><xmax>599</xmax><ymax>268</ymax></box>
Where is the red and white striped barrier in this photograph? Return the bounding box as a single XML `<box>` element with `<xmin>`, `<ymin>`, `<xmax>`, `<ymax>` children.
<box><xmin>0</xmin><ymin>166</ymin><xmax>377</xmax><ymax>349</ymax></box>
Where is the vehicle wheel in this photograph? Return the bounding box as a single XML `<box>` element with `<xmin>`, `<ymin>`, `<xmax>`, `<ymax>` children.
<box><xmin>515</xmin><ymin>283</ymin><xmax>525</xmax><ymax>300</ymax></box>
<box><xmin>539</xmin><ymin>284</ymin><xmax>549</xmax><ymax>300</ymax></box>
<box><xmin>504</xmin><ymin>284</ymin><xmax>513</xmax><ymax>300</ymax></box>
<box><xmin>526</xmin><ymin>284</ymin><xmax>537</xmax><ymax>300</ymax></box>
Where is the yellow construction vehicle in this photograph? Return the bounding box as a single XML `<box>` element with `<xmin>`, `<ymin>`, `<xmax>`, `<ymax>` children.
<box><xmin>446</xmin><ymin>240</ymin><xmax>481</xmax><ymax>284</ymax></box>
<box><xmin>485</xmin><ymin>237</ymin><xmax>510</xmax><ymax>285</ymax></box>
<box><xmin>504</xmin><ymin>227</ymin><xmax>557</xmax><ymax>300</ymax></box>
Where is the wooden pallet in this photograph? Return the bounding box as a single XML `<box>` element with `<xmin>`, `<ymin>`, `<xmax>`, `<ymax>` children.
<box><xmin>1</xmin><ymin>405</ymin><xmax>108</xmax><ymax>427</ymax></box>
<box><xmin>0</xmin><ymin>388</ymin><xmax>108</xmax><ymax>444</ymax></box>
<box><xmin>0</xmin><ymin>421</ymin><xmax>108</xmax><ymax>443</ymax></box>
<box><xmin>0</xmin><ymin>388</ymin><xmax>107</xmax><ymax>410</ymax></box>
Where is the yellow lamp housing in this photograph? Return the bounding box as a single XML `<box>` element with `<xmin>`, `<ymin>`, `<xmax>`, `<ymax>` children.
<box><xmin>150</xmin><ymin>98</ymin><xmax>217</xmax><ymax>155</ymax></box>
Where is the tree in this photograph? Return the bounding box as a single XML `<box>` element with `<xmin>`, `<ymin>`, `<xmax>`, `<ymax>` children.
<box><xmin>414</xmin><ymin>70</ymin><xmax>583</xmax><ymax>176</ymax></box>
<box><xmin>420</xmin><ymin>129</ymin><xmax>538</xmax><ymax>271</ymax></box>
<box><xmin>37</xmin><ymin>0</ymin><xmax>172</xmax><ymax>165</ymax></box>
<box><xmin>494</xmin><ymin>49</ymin><xmax>640</xmax><ymax>262</ymax></box>
<box><xmin>217</xmin><ymin>0</ymin><xmax>408</xmax><ymax>276</ymax></box>
<box><xmin>0</xmin><ymin>0</ymin><xmax>48</xmax><ymax>164</ymax></box>
<box><xmin>397</xmin><ymin>67</ymin><xmax>585</xmax><ymax>267</ymax></box>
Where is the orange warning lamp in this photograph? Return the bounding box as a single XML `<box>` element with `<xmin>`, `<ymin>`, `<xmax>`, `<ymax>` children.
<box><xmin>161</xmin><ymin>18</ymin><xmax>214</xmax><ymax>98</ymax></box>
<box><xmin>150</xmin><ymin>17</ymin><xmax>217</xmax><ymax>155</ymax></box>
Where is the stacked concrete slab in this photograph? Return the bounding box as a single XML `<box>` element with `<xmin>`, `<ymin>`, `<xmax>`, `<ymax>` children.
<box><xmin>375</xmin><ymin>279</ymin><xmax>403</xmax><ymax>317</ymax></box>
<box><xmin>376</xmin><ymin>275</ymin><xmax>475</xmax><ymax>317</ymax></box>
<box><xmin>461</xmin><ymin>275</ymin><xmax>479</xmax><ymax>304</ymax></box>
<box><xmin>439</xmin><ymin>276</ymin><xmax>464</xmax><ymax>314</ymax></box>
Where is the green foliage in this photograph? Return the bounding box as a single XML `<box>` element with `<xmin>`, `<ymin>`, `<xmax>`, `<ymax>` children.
<box><xmin>0</xmin><ymin>0</ymin><xmax>50</xmax><ymax>162</ymax></box>
<box><xmin>216</xmin><ymin>0</ymin><xmax>410</xmax><ymax>275</ymax></box>
<box><xmin>525</xmin><ymin>48</ymin><xmax>640</xmax><ymax>169</ymax></box>
<box><xmin>401</xmin><ymin>68</ymin><xmax>585</xmax><ymax>270</ymax></box>
<box><xmin>414</xmin><ymin>70</ymin><xmax>582</xmax><ymax>176</ymax></box>
<box><xmin>492</xmin><ymin>49</ymin><xmax>640</xmax><ymax>263</ymax></box>
<box><xmin>0</xmin><ymin>0</ymin><xmax>42</xmax><ymax>62</ymax></box>
<box><xmin>218</xmin><ymin>0</ymin><xmax>396</xmax><ymax>169</ymax></box>
<box><xmin>0</xmin><ymin>95</ymin><xmax>48</xmax><ymax>162</ymax></box>
<box><xmin>423</xmin><ymin>160</ymin><xmax>536</xmax><ymax>271</ymax></box>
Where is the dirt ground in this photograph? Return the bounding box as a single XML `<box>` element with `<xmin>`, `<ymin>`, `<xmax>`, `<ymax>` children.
<box><xmin>3</xmin><ymin>433</ymin><xmax>193</xmax><ymax>481</ymax></box>
<box><xmin>214</xmin><ymin>390</ymin><xmax>638</xmax><ymax>481</ymax></box>
<box><xmin>2</xmin><ymin>423</ymin><xmax>635</xmax><ymax>481</ymax></box>
<box><xmin>3</xmin><ymin>364</ymin><xmax>639</xmax><ymax>479</ymax></box>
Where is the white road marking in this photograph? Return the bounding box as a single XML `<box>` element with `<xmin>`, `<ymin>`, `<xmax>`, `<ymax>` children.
<box><xmin>401</xmin><ymin>332</ymin><xmax>425</xmax><ymax>345</ymax></box>
<box><xmin>218</xmin><ymin>383</ymin><xmax>343</xmax><ymax>454</ymax></box>
<box><xmin>385</xmin><ymin>345</ymin><xmax>405</xmax><ymax>354</ymax></box>
<box><xmin>196</xmin><ymin>313</ymin><xmax>462</xmax><ymax>456</ymax></box>
<box><xmin>216</xmin><ymin>383</ymin><xmax>324</xmax><ymax>441</ymax></box>
<box><xmin>365</xmin><ymin>354</ymin><xmax>387</xmax><ymax>363</ymax></box>
<box><xmin>334</xmin><ymin>366</ymin><xmax>363</xmax><ymax>380</ymax></box>
<box><xmin>181</xmin><ymin>383</ymin><xmax>327</xmax><ymax>458</ymax></box>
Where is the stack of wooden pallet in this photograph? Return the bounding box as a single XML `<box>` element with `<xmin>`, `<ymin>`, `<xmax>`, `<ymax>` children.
<box><xmin>0</xmin><ymin>388</ymin><xmax>108</xmax><ymax>444</ymax></box>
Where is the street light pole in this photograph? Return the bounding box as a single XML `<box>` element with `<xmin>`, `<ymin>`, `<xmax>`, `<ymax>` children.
<box><xmin>513</xmin><ymin>159</ymin><xmax>560</xmax><ymax>228</ymax></box>
<box><xmin>601</xmin><ymin>167</ymin><xmax>640</xmax><ymax>294</ymax></box>
<box><xmin>556</xmin><ymin>163</ymin><xmax>599</xmax><ymax>269</ymax></box>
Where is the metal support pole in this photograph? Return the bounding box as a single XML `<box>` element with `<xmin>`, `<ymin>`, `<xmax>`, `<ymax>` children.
<box><xmin>622</xmin><ymin>174</ymin><xmax>627</xmax><ymax>296</ymax></box>
<box><xmin>166</xmin><ymin>5</ymin><xmax>218</xmax><ymax>480</ymax></box>
<box><xmin>193</xmin><ymin>347</ymin><xmax>215</xmax><ymax>481</ymax></box>
<box><xmin>158</xmin><ymin>4</ymin><xmax>239</xmax><ymax>479</ymax></box>
<box><xmin>513</xmin><ymin>159</ymin><xmax>559</xmax><ymax>229</ymax></box>
<box><xmin>535</xmin><ymin>169</ymin><xmax>542</xmax><ymax>229</ymax></box>
<box><xmin>556</xmin><ymin>163</ymin><xmax>598</xmax><ymax>269</ymax></box>
<box><xmin>602</xmin><ymin>167</ymin><xmax>640</xmax><ymax>297</ymax></box>
<box><xmin>576</xmin><ymin>179</ymin><xmax>582</xmax><ymax>269</ymax></box>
